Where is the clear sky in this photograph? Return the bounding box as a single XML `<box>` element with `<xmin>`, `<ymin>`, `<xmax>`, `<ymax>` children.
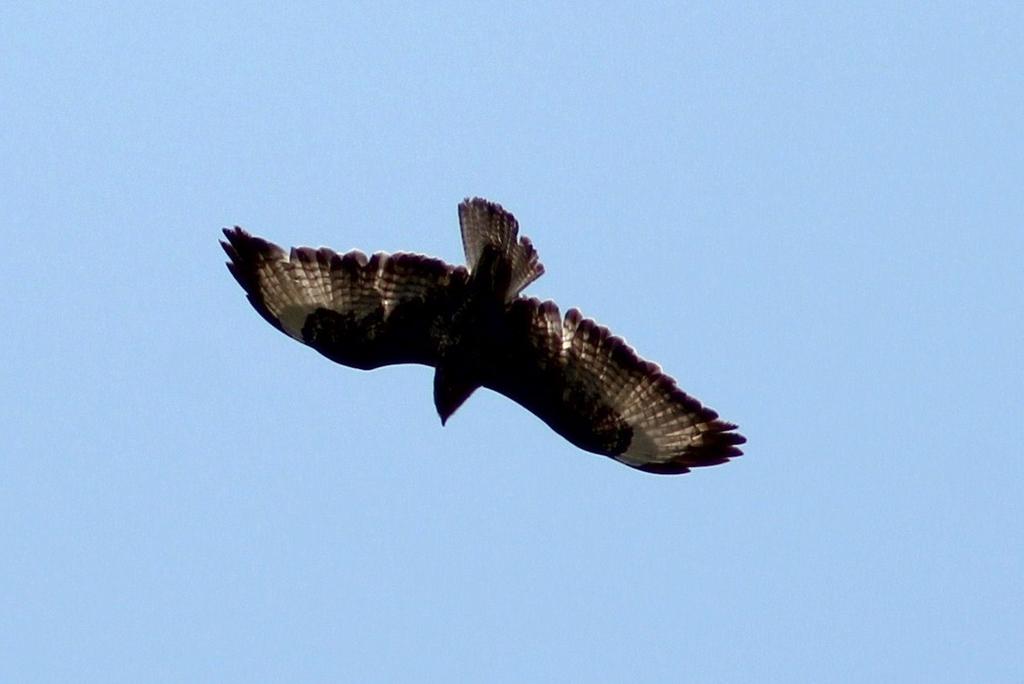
<box><xmin>3</xmin><ymin>3</ymin><xmax>1021</xmax><ymax>682</ymax></box>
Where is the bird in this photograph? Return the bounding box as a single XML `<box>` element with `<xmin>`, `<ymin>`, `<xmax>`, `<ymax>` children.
<box><xmin>221</xmin><ymin>198</ymin><xmax>745</xmax><ymax>474</ymax></box>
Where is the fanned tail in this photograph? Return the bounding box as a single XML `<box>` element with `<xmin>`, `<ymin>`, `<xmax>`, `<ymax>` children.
<box><xmin>458</xmin><ymin>197</ymin><xmax>544</xmax><ymax>301</ymax></box>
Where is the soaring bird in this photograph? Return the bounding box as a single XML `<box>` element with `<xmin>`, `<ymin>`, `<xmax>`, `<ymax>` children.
<box><xmin>221</xmin><ymin>198</ymin><xmax>745</xmax><ymax>474</ymax></box>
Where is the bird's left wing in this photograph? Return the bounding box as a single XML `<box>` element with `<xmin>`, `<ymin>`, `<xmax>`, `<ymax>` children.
<box><xmin>484</xmin><ymin>298</ymin><xmax>745</xmax><ymax>474</ymax></box>
<box><xmin>221</xmin><ymin>227</ymin><xmax>468</xmax><ymax>370</ymax></box>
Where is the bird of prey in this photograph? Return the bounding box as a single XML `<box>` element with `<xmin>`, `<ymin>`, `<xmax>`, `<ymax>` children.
<box><xmin>221</xmin><ymin>198</ymin><xmax>745</xmax><ymax>474</ymax></box>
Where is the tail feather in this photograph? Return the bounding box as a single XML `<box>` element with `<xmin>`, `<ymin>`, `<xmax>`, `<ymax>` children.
<box><xmin>458</xmin><ymin>198</ymin><xmax>544</xmax><ymax>300</ymax></box>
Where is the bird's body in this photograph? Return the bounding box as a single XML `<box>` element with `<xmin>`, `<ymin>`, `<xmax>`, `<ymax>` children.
<box><xmin>222</xmin><ymin>198</ymin><xmax>745</xmax><ymax>474</ymax></box>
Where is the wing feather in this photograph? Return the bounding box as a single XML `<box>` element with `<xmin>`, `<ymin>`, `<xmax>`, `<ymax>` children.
<box><xmin>221</xmin><ymin>227</ymin><xmax>468</xmax><ymax>369</ymax></box>
<box><xmin>486</xmin><ymin>299</ymin><xmax>745</xmax><ymax>474</ymax></box>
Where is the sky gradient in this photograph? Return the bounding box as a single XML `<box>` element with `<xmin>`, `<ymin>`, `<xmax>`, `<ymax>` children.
<box><xmin>3</xmin><ymin>3</ymin><xmax>1022</xmax><ymax>681</ymax></box>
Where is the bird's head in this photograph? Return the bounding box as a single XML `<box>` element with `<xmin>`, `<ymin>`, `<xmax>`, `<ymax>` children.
<box><xmin>433</xmin><ymin>363</ymin><xmax>480</xmax><ymax>425</ymax></box>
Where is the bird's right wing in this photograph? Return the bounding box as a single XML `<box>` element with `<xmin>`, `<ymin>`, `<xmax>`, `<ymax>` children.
<box><xmin>221</xmin><ymin>227</ymin><xmax>468</xmax><ymax>370</ymax></box>
<box><xmin>485</xmin><ymin>298</ymin><xmax>745</xmax><ymax>474</ymax></box>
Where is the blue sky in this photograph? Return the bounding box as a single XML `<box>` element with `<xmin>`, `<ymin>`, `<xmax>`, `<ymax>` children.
<box><xmin>3</xmin><ymin>3</ymin><xmax>1021</xmax><ymax>681</ymax></box>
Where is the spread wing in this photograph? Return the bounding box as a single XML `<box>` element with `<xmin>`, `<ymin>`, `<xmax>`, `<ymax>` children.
<box><xmin>486</xmin><ymin>298</ymin><xmax>745</xmax><ymax>474</ymax></box>
<box><xmin>221</xmin><ymin>227</ymin><xmax>468</xmax><ymax>370</ymax></box>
